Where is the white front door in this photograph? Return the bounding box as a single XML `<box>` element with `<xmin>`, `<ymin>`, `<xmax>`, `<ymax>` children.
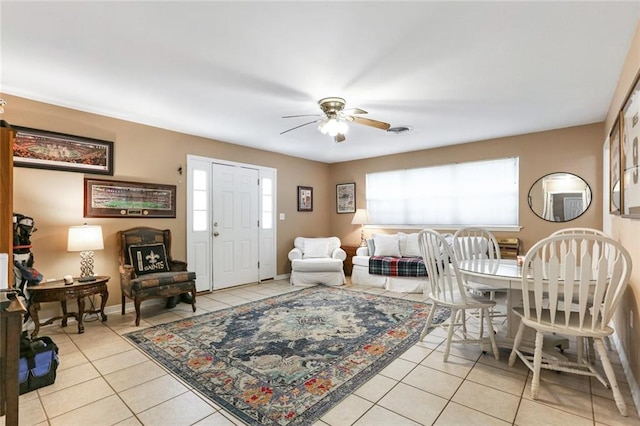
<box><xmin>187</xmin><ymin>156</ymin><xmax>275</xmax><ymax>292</ymax></box>
<box><xmin>212</xmin><ymin>163</ymin><xmax>259</xmax><ymax>288</ymax></box>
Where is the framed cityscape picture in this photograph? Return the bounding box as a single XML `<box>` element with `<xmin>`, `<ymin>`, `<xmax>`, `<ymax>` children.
<box><xmin>13</xmin><ymin>126</ymin><xmax>114</xmax><ymax>175</ymax></box>
<box><xmin>336</xmin><ymin>182</ymin><xmax>356</xmax><ymax>213</ymax></box>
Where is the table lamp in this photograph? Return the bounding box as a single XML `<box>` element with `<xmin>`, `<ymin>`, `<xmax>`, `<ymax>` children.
<box><xmin>67</xmin><ymin>224</ymin><xmax>104</xmax><ymax>281</ymax></box>
<box><xmin>351</xmin><ymin>209</ymin><xmax>369</xmax><ymax>247</ymax></box>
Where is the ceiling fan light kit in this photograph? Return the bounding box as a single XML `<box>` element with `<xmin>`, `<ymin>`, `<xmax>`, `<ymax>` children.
<box><xmin>318</xmin><ymin>118</ymin><xmax>348</xmax><ymax>136</ymax></box>
<box><xmin>281</xmin><ymin>96</ymin><xmax>391</xmax><ymax>143</ymax></box>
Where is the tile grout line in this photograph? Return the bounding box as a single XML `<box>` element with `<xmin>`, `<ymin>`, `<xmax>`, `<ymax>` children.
<box><xmin>19</xmin><ymin>281</ymin><xmax>636</xmax><ymax>426</ymax></box>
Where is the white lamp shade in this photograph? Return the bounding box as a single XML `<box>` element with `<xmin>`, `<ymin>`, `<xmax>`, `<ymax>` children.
<box><xmin>351</xmin><ymin>209</ymin><xmax>369</xmax><ymax>225</ymax></box>
<box><xmin>67</xmin><ymin>225</ymin><xmax>104</xmax><ymax>252</ymax></box>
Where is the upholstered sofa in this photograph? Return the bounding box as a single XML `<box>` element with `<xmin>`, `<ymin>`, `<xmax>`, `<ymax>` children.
<box><xmin>288</xmin><ymin>236</ymin><xmax>347</xmax><ymax>287</ymax></box>
<box><xmin>351</xmin><ymin>232</ymin><xmax>453</xmax><ymax>293</ymax></box>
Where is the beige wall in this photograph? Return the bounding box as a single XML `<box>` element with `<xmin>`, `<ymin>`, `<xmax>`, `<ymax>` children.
<box><xmin>329</xmin><ymin>123</ymin><xmax>604</xmax><ymax>251</ymax></box>
<box><xmin>605</xmin><ymin>20</ymin><xmax>640</xmax><ymax>391</ymax></box>
<box><xmin>2</xmin><ymin>93</ymin><xmax>332</xmax><ymax>304</ymax></box>
<box><xmin>3</xmin><ymin>93</ymin><xmax>605</xmax><ymax>306</ymax></box>
<box><xmin>1</xmin><ymin>96</ymin><xmax>610</xmax><ymax>339</ymax></box>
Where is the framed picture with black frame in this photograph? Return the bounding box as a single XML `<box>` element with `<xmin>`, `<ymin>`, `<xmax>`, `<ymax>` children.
<box><xmin>621</xmin><ymin>71</ymin><xmax>640</xmax><ymax>218</ymax></box>
<box><xmin>336</xmin><ymin>182</ymin><xmax>356</xmax><ymax>213</ymax></box>
<box><xmin>297</xmin><ymin>186</ymin><xmax>313</xmax><ymax>212</ymax></box>
<box><xmin>13</xmin><ymin>126</ymin><xmax>114</xmax><ymax>175</ymax></box>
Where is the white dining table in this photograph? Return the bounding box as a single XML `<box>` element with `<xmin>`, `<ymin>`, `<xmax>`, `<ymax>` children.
<box><xmin>457</xmin><ymin>258</ymin><xmax>570</xmax><ymax>356</ymax></box>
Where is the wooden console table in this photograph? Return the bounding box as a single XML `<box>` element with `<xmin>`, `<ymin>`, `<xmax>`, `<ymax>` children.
<box><xmin>28</xmin><ymin>276</ymin><xmax>110</xmax><ymax>338</ymax></box>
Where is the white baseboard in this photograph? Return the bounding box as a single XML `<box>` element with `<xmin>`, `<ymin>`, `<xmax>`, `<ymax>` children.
<box><xmin>103</xmin><ymin>298</ymin><xmax>165</xmax><ymax>317</ymax></box>
<box><xmin>275</xmin><ymin>273</ymin><xmax>290</xmax><ymax>281</ymax></box>
<box><xmin>611</xmin><ymin>333</ymin><xmax>640</xmax><ymax>417</ymax></box>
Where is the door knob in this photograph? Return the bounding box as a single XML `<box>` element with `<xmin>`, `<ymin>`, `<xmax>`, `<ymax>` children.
<box><xmin>213</xmin><ymin>231</ymin><xmax>220</xmax><ymax>237</ymax></box>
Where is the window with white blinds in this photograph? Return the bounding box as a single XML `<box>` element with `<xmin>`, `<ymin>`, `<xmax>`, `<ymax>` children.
<box><xmin>365</xmin><ymin>157</ymin><xmax>519</xmax><ymax>227</ymax></box>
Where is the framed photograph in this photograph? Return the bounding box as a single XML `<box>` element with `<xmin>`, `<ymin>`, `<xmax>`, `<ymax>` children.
<box><xmin>297</xmin><ymin>186</ymin><xmax>313</xmax><ymax>212</ymax></box>
<box><xmin>336</xmin><ymin>182</ymin><xmax>356</xmax><ymax>213</ymax></box>
<box><xmin>609</xmin><ymin>117</ymin><xmax>621</xmax><ymax>214</ymax></box>
<box><xmin>13</xmin><ymin>126</ymin><xmax>114</xmax><ymax>175</ymax></box>
<box><xmin>621</xmin><ymin>72</ymin><xmax>640</xmax><ymax>218</ymax></box>
<box><xmin>84</xmin><ymin>178</ymin><xmax>176</xmax><ymax>218</ymax></box>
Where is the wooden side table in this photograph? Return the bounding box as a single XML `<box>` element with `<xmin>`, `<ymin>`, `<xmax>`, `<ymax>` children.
<box><xmin>342</xmin><ymin>245</ymin><xmax>360</xmax><ymax>276</ymax></box>
<box><xmin>497</xmin><ymin>237</ymin><xmax>520</xmax><ymax>259</ymax></box>
<box><xmin>28</xmin><ymin>276</ymin><xmax>110</xmax><ymax>338</ymax></box>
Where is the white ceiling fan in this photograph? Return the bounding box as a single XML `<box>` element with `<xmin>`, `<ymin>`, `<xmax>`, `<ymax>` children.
<box><xmin>280</xmin><ymin>97</ymin><xmax>391</xmax><ymax>143</ymax></box>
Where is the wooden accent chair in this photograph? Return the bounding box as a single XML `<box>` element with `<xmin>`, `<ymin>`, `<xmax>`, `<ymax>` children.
<box><xmin>117</xmin><ymin>227</ymin><xmax>196</xmax><ymax>325</ymax></box>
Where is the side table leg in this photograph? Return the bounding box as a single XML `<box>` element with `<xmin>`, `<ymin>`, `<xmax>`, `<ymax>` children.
<box><xmin>61</xmin><ymin>300</ymin><xmax>68</xmax><ymax>327</ymax></box>
<box><xmin>100</xmin><ymin>289</ymin><xmax>109</xmax><ymax>322</ymax></box>
<box><xmin>29</xmin><ymin>302</ymin><xmax>41</xmax><ymax>339</ymax></box>
<box><xmin>77</xmin><ymin>297</ymin><xmax>85</xmax><ymax>334</ymax></box>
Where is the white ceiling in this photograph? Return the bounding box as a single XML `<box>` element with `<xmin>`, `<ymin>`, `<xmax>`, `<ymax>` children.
<box><xmin>1</xmin><ymin>1</ymin><xmax>639</xmax><ymax>163</ymax></box>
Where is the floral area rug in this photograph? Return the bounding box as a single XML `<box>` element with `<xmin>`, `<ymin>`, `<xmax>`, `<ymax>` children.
<box><xmin>125</xmin><ymin>286</ymin><xmax>450</xmax><ymax>425</ymax></box>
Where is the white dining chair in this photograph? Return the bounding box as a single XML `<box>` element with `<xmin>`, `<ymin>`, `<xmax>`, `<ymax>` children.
<box><xmin>548</xmin><ymin>227</ymin><xmax>616</xmax><ymax>356</ymax></box>
<box><xmin>508</xmin><ymin>233</ymin><xmax>632</xmax><ymax>416</ymax></box>
<box><xmin>418</xmin><ymin>229</ymin><xmax>499</xmax><ymax>362</ymax></box>
<box><xmin>453</xmin><ymin>227</ymin><xmax>505</xmax><ymax>323</ymax></box>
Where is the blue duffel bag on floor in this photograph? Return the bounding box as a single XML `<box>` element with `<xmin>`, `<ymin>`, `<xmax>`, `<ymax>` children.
<box><xmin>18</xmin><ymin>333</ymin><xmax>59</xmax><ymax>394</ymax></box>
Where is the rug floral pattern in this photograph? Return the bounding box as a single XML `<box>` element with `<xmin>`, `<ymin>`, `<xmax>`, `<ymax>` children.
<box><xmin>125</xmin><ymin>287</ymin><xmax>449</xmax><ymax>425</ymax></box>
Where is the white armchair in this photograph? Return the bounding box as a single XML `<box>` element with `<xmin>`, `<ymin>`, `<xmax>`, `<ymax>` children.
<box><xmin>288</xmin><ymin>237</ymin><xmax>346</xmax><ymax>287</ymax></box>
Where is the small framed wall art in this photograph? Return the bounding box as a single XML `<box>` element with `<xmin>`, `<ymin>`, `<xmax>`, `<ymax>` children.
<box><xmin>297</xmin><ymin>186</ymin><xmax>313</xmax><ymax>212</ymax></box>
<box><xmin>336</xmin><ymin>182</ymin><xmax>356</xmax><ymax>213</ymax></box>
<box><xmin>13</xmin><ymin>126</ymin><xmax>114</xmax><ymax>175</ymax></box>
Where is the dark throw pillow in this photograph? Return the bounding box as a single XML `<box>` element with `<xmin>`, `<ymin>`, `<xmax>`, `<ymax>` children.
<box><xmin>128</xmin><ymin>243</ymin><xmax>171</xmax><ymax>276</ymax></box>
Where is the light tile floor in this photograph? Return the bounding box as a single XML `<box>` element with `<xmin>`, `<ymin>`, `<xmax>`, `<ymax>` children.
<box><xmin>3</xmin><ymin>279</ymin><xmax>639</xmax><ymax>426</ymax></box>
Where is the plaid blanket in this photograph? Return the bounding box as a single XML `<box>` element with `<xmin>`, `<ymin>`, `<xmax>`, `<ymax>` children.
<box><xmin>368</xmin><ymin>256</ymin><xmax>427</xmax><ymax>277</ymax></box>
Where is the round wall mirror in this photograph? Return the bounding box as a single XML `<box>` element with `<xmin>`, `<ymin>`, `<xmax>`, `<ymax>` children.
<box><xmin>612</xmin><ymin>179</ymin><xmax>621</xmax><ymax>212</ymax></box>
<box><xmin>528</xmin><ymin>172</ymin><xmax>592</xmax><ymax>222</ymax></box>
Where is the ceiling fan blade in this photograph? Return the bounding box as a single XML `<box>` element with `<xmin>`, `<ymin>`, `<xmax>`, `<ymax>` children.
<box><xmin>348</xmin><ymin>115</ymin><xmax>391</xmax><ymax>130</ymax></box>
<box><xmin>342</xmin><ymin>108</ymin><xmax>368</xmax><ymax>115</ymax></box>
<box><xmin>282</xmin><ymin>114</ymin><xmax>323</xmax><ymax>119</ymax></box>
<box><xmin>334</xmin><ymin>133</ymin><xmax>346</xmax><ymax>143</ymax></box>
<box><xmin>280</xmin><ymin>119</ymin><xmax>322</xmax><ymax>135</ymax></box>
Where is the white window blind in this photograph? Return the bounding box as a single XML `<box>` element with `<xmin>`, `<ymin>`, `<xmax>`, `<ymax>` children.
<box><xmin>366</xmin><ymin>157</ymin><xmax>519</xmax><ymax>226</ymax></box>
